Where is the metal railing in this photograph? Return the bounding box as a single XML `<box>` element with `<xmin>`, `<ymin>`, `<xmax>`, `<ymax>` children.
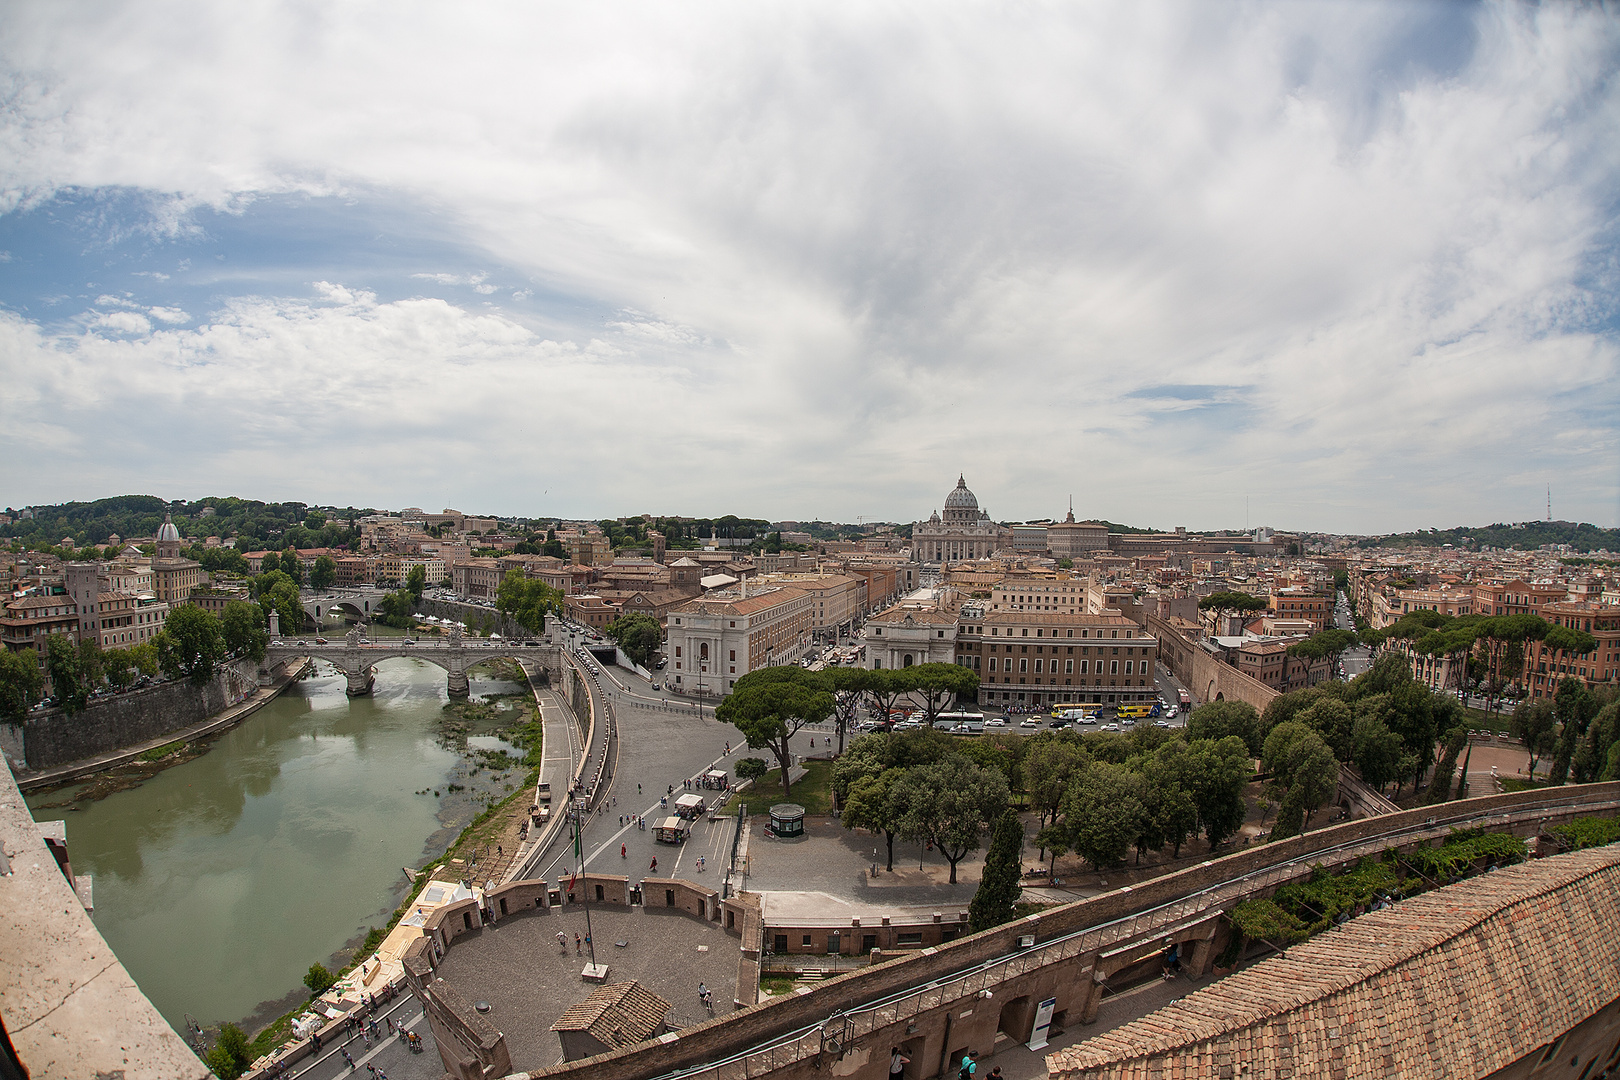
<box><xmin>650</xmin><ymin>789</ymin><xmax>1620</xmax><ymax>1080</ymax></box>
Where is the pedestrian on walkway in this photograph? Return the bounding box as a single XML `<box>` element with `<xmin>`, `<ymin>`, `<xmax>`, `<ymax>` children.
<box><xmin>366</xmin><ymin>1065</ymin><xmax>378</xmax><ymax>1079</ymax></box>
<box><xmin>341</xmin><ymin>1047</ymin><xmax>355</xmax><ymax>1071</ymax></box>
<box><xmin>650</xmin><ymin>856</ymin><xmax>658</xmax><ymax>872</ymax></box>
<box><xmin>557</xmin><ymin>931</ymin><xmax>568</xmax><ymax>953</ymax></box>
<box><xmin>575</xmin><ymin>932</ymin><xmax>582</xmax><ymax>955</ymax></box>
<box><xmin>621</xmin><ymin>844</ymin><xmax>627</xmax><ymax>858</ymax></box>
<box><xmin>889</xmin><ymin>1048</ymin><xmax>909</xmax><ymax>1079</ymax></box>
<box><xmin>638</xmin><ymin>783</ymin><xmax>643</xmax><ymax>794</ymax></box>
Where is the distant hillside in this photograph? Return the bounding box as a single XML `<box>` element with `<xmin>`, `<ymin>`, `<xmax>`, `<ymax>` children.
<box><xmin>2</xmin><ymin>495</ymin><xmax>368</xmax><ymax>551</ymax></box>
<box><xmin>1356</xmin><ymin>521</ymin><xmax>1620</xmax><ymax>554</ymax></box>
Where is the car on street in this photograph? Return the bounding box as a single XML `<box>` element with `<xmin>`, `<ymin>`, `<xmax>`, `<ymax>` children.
<box><xmin>1020</xmin><ymin>717</ymin><xmax>1042</xmax><ymax>729</ymax></box>
<box><xmin>1164</xmin><ymin>706</ymin><xmax>1178</xmax><ymax>719</ymax></box>
<box><xmin>1101</xmin><ymin>722</ymin><xmax>1121</xmax><ymax>731</ymax></box>
<box><xmin>985</xmin><ymin>718</ymin><xmax>1007</xmax><ymax>729</ymax></box>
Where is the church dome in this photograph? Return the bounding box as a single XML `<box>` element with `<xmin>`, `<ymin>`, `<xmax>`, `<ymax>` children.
<box><xmin>157</xmin><ymin>515</ymin><xmax>180</xmax><ymax>543</ymax></box>
<box><xmin>944</xmin><ymin>475</ymin><xmax>978</xmax><ymax>512</ymax></box>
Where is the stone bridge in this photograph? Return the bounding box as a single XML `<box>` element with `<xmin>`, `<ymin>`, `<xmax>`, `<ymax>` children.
<box><xmin>299</xmin><ymin>588</ymin><xmax>392</xmax><ymax>625</ymax></box>
<box><xmin>262</xmin><ymin>619</ymin><xmax>546</xmax><ymax>696</ymax></box>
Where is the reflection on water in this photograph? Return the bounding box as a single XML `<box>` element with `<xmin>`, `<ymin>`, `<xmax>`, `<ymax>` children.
<box><xmin>27</xmin><ymin>657</ymin><xmax>524</xmax><ymax>1032</ymax></box>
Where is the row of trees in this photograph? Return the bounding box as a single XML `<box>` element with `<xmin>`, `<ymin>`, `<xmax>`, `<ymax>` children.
<box><xmin>1366</xmin><ymin>608</ymin><xmax>1597</xmax><ymax>712</ymax></box>
<box><xmin>0</xmin><ymin>600</ymin><xmax>275</xmax><ymax>719</ymax></box>
<box><xmin>715</xmin><ymin>663</ymin><xmax>983</xmax><ymax>796</ymax></box>
<box><xmin>1509</xmin><ymin>678</ymin><xmax>1620</xmax><ymax>786</ymax></box>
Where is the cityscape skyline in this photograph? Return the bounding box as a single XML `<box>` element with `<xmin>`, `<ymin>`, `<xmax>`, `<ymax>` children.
<box><xmin>2</xmin><ymin>2</ymin><xmax>1618</xmax><ymax>531</ymax></box>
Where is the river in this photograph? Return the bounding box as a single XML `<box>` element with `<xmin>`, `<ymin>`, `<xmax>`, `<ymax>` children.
<box><xmin>25</xmin><ymin>644</ymin><xmax>529</xmax><ymax>1036</ymax></box>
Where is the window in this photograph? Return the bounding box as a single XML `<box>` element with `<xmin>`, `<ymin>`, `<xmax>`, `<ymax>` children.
<box><xmin>1110</xmin><ymin>660</ymin><xmax>1118</xmax><ymax>674</ymax></box>
<box><xmin>700</xmin><ymin>643</ymin><xmax>709</xmax><ymax>660</ymax></box>
<box><xmin>1125</xmin><ymin>660</ymin><xmax>1133</xmax><ymax>674</ymax></box>
<box><xmin>803</xmin><ymin>934</ymin><xmax>813</xmax><ymax>947</ymax></box>
<box><xmin>1065</xmin><ymin>659</ymin><xmax>1073</xmax><ymax>674</ymax></box>
<box><xmin>1034</xmin><ymin>659</ymin><xmax>1043</xmax><ymax>673</ymax></box>
<box><xmin>729</xmin><ymin>650</ymin><xmax>736</xmax><ymax>662</ymax></box>
<box><xmin>1019</xmin><ymin>658</ymin><xmax>1028</xmax><ymax>673</ymax></box>
<box><xmin>989</xmin><ymin>657</ymin><xmax>998</xmax><ymax>672</ymax></box>
<box><xmin>675</xmin><ymin>646</ymin><xmax>682</xmax><ymax>657</ymax></box>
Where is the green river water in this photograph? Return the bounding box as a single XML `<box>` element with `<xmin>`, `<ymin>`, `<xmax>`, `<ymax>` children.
<box><xmin>26</xmin><ymin>647</ymin><xmax>528</xmax><ymax>1035</ymax></box>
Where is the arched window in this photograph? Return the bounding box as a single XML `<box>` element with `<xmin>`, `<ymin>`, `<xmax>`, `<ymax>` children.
<box><xmin>699</xmin><ymin>642</ymin><xmax>709</xmax><ymax>661</ymax></box>
<box><xmin>903</xmin><ymin>654</ymin><xmax>914</xmax><ymax>668</ymax></box>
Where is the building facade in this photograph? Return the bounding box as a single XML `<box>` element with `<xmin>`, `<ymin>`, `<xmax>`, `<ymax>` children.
<box><xmin>955</xmin><ymin>610</ymin><xmax>1158</xmax><ymax>708</ymax></box>
<box><xmin>666</xmin><ymin>586</ymin><xmax>813</xmax><ymax>696</ymax></box>
<box><xmin>912</xmin><ymin>477</ymin><xmax>1008</xmax><ymax>564</ymax></box>
<box><xmin>864</xmin><ymin>605</ymin><xmax>959</xmax><ymax>670</ymax></box>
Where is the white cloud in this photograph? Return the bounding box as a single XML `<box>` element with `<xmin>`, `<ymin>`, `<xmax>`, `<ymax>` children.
<box><xmin>92</xmin><ymin>310</ymin><xmax>152</xmax><ymax>334</ymax></box>
<box><xmin>148</xmin><ymin>306</ymin><xmax>189</xmax><ymax>324</ymax></box>
<box><xmin>0</xmin><ymin>1</ymin><xmax>1616</xmax><ymax>527</ymax></box>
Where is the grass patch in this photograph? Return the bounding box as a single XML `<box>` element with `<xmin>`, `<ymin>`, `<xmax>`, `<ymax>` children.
<box><xmin>247</xmin><ymin>1013</ymin><xmax>296</xmax><ymax>1062</ymax></box>
<box><xmin>136</xmin><ymin>739</ymin><xmax>187</xmax><ymax>762</ymax></box>
<box><xmin>1497</xmin><ymin>777</ymin><xmax>1547</xmax><ymax>793</ymax></box>
<box><xmin>735</xmin><ymin>759</ymin><xmax>834</xmax><ymax>816</ymax></box>
<box><xmin>759</xmin><ymin>974</ymin><xmax>798</xmax><ymax>996</ymax></box>
<box><xmin>1461</xmin><ymin>707</ymin><xmax>1514</xmax><ymax>733</ymax></box>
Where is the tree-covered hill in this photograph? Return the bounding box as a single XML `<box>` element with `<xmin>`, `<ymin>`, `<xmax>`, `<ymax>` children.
<box><xmin>2</xmin><ymin>496</ymin><xmax>368</xmax><ymax>551</ymax></box>
<box><xmin>1355</xmin><ymin>521</ymin><xmax>1620</xmax><ymax>554</ymax></box>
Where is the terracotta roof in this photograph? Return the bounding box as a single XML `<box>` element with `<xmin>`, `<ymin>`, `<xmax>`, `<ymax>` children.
<box><xmin>674</xmin><ymin>586</ymin><xmax>809</xmax><ymax>617</ymax></box>
<box><xmin>1048</xmin><ymin>846</ymin><xmax>1620</xmax><ymax>1080</ymax></box>
<box><xmin>551</xmin><ymin>981</ymin><xmax>670</xmax><ymax>1049</ymax></box>
<box><xmin>869</xmin><ymin>604</ymin><xmax>956</xmax><ymax>625</ymax></box>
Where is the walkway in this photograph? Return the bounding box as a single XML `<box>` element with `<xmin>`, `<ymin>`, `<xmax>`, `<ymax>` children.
<box><xmin>12</xmin><ymin>658</ymin><xmax>309</xmax><ymax>793</ymax></box>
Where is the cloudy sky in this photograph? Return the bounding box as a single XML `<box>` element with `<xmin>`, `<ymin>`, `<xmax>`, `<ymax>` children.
<box><xmin>1</xmin><ymin>1</ymin><xmax>1617</xmax><ymax>533</ymax></box>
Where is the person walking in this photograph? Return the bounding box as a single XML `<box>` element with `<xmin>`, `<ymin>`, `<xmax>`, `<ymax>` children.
<box><xmin>889</xmin><ymin>1047</ymin><xmax>910</xmax><ymax>1079</ymax></box>
<box><xmin>341</xmin><ymin>1047</ymin><xmax>355</xmax><ymax>1071</ymax></box>
<box><xmin>557</xmin><ymin>930</ymin><xmax>568</xmax><ymax>953</ymax></box>
<box><xmin>958</xmin><ymin>1051</ymin><xmax>976</xmax><ymax>1080</ymax></box>
<box><xmin>575</xmin><ymin>932</ymin><xmax>582</xmax><ymax>955</ymax></box>
<box><xmin>621</xmin><ymin>843</ymin><xmax>627</xmax><ymax>859</ymax></box>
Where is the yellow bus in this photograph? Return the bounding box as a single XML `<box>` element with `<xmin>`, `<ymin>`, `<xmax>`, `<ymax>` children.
<box><xmin>1050</xmin><ymin>703</ymin><xmax>1102</xmax><ymax>720</ymax></box>
<box><xmin>1117</xmin><ymin>703</ymin><xmax>1154</xmax><ymax>719</ymax></box>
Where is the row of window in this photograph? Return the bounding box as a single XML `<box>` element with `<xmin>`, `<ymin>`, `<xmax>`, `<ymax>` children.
<box><xmin>961</xmin><ymin>625</ymin><xmax>1134</xmax><ymax>638</ymax></box>
<box><xmin>983</xmin><ymin>657</ymin><xmax>1142</xmax><ymax>675</ymax></box>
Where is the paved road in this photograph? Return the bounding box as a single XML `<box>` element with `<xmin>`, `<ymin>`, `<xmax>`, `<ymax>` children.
<box><xmin>281</xmin><ymin>993</ymin><xmax>437</xmax><ymax>1080</ymax></box>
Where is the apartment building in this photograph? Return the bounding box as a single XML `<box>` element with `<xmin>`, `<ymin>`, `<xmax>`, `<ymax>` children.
<box><xmin>1269</xmin><ymin>589</ymin><xmax>1331</xmax><ymax>631</ymax></box>
<box><xmin>1525</xmin><ymin>601</ymin><xmax>1620</xmax><ymax>698</ymax></box>
<box><xmin>955</xmin><ymin>610</ymin><xmax>1157</xmax><ymax>709</ymax></box>
<box><xmin>0</xmin><ymin>596</ymin><xmax>80</xmax><ymax>662</ymax></box>
<box><xmin>666</xmin><ymin>586</ymin><xmax>813</xmax><ymax>697</ymax></box>
<box><xmin>989</xmin><ymin>576</ymin><xmax>1085</xmax><ymax>615</ymax></box>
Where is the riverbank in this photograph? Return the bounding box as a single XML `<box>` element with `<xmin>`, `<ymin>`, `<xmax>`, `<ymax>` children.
<box><xmin>15</xmin><ymin>657</ymin><xmax>311</xmax><ymax>796</ymax></box>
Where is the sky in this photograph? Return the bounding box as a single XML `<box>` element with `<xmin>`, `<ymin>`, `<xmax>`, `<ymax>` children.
<box><xmin>1</xmin><ymin>1</ymin><xmax>1617</xmax><ymax>534</ymax></box>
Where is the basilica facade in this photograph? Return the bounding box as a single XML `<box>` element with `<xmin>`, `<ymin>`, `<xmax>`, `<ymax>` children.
<box><xmin>912</xmin><ymin>476</ymin><xmax>1009</xmax><ymax>564</ymax></box>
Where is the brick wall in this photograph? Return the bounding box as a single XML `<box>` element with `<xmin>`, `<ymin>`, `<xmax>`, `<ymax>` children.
<box><xmin>5</xmin><ymin>658</ymin><xmax>259</xmax><ymax>771</ymax></box>
<box><xmin>1147</xmin><ymin>612</ymin><xmax>1278</xmax><ymax>713</ymax></box>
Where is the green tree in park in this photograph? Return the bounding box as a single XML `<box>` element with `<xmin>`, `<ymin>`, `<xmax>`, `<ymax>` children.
<box><xmin>1183</xmin><ymin>736</ymin><xmax>1252</xmax><ymax>849</ymax></box>
<box><xmin>841</xmin><ymin>767</ymin><xmax>908</xmax><ymax>871</ymax></box>
<box><xmin>279</xmin><ymin>547</ymin><xmax>303</xmax><ymax>586</ymax></box>
<box><xmin>893</xmin><ymin>754</ymin><xmax>1009</xmax><ymax>883</ymax></box>
<box><xmin>604</xmin><ymin>612</ymin><xmax>663</xmax><ymax>669</ymax></box>
<box><xmin>1141</xmin><ymin>745</ymin><xmax>1200</xmax><ymax>857</ymax></box>
<box><xmin>816</xmin><ymin>665</ymin><xmax>875</xmax><ymax>755</ymax></box>
<box><xmin>1186</xmin><ymin>699</ymin><xmax>1264</xmax><ymax>756</ymax></box>
<box><xmin>1351</xmin><ymin>715</ymin><xmax>1404</xmax><ymax>793</ymax></box>
<box><xmin>406</xmin><ymin>563</ymin><xmax>427</xmax><ymax>600</ymax></box>
<box><xmin>1423</xmin><ymin>726</ymin><xmax>1469</xmax><ymax>805</ymax></box>
<box><xmin>309</xmin><ymin>555</ymin><xmax>336</xmax><ymax>591</ymax></box>
<box><xmin>254</xmin><ymin>570</ymin><xmax>304</xmax><ymax>633</ymax></box>
<box><xmin>1509</xmin><ymin>698</ymin><xmax>1558</xmax><ymax>777</ymax></box>
<box><xmin>1261</xmin><ymin>722</ymin><xmax>1339</xmax><ymax>837</ymax></box>
<box><xmin>221</xmin><ymin>600</ymin><xmax>269</xmax><ymax>661</ymax></box>
<box><xmin>128</xmin><ymin>640</ymin><xmax>160</xmax><ymax>677</ymax></box>
<box><xmin>45</xmin><ymin>633</ymin><xmax>91</xmax><ymax>715</ymax></box>
<box><xmin>155</xmin><ymin>604</ymin><xmax>229</xmax><ymax>684</ymax></box>
<box><xmin>1057</xmin><ymin>761</ymin><xmax>1146</xmax><ymax>871</ymax></box>
<box><xmin>205</xmin><ymin>1022</ymin><xmax>253</xmax><ymax>1080</ymax></box>
<box><xmin>0</xmin><ymin>648</ymin><xmax>43</xmax><ymax>719</ymax></box>
<box><xmin>303</xmin><ymin>962</ymin><xmax>336</xmax><ymax>996</ymax></box>
<box><xmin>1197</xmin><ymin>590</ymin><xmax>1269</xmax><ymax>632</ymax></box>
<box><xmin>1293</xmin><ymin>697</ymin><xmax>1355</xmax><ymax>762</ymax></box>
<box><xmin>734</xmin><ymin>757</ymin><xmax>768</xmax><ymax>781</ymax></box>
<box><xmin>1547</xmin><ymin>673</ymin><xmax>1601</xmax><ymax>786</ymax></box>
<box><xmin>495</xmin><ymin>569</ymin><xmax>563</xmax><ymax>635</ymax></box>
<box><xmin>376</xmin><ymin>589</ymin><xmax>416</xmax><ymax>627</ymax></box>
<box><xmin>908</xmin><ymin>662</ymin><xmax>981</xmax><ymax>722</ymax></box>
<box><xmin>715</xmin><ymin>669</ymin><xmax>834</xmax><ymax>797</ymax></box>
<box><xmin>1284</xmin><ymin>628</ymin><xmax>1359</xmax><ymax>680</ymax></box>
<box><xmin>968</xmin><ymin>808</ymin><xmax>1025</xmax><ymax>932</ymax></box>
<box><xmin>1022</xmin><ymin>733</ymin><xmax>1090</xmax><ymax>833</ymax></box>
<box><xmin>100</xmin><ymin>646</ymin><xmax>137</xmax><ymax>690</ymax></box>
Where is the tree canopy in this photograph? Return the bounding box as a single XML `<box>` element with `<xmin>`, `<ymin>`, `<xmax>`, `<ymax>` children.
<box><xmin>716</xmin><ymin>669</ymin><xmax>833</xmax><ymax>796</ymax></box>
<box><xmin>156</xmin><ymin>604</ymin><xmax>229</xmax><ymax>684</ymax></box>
